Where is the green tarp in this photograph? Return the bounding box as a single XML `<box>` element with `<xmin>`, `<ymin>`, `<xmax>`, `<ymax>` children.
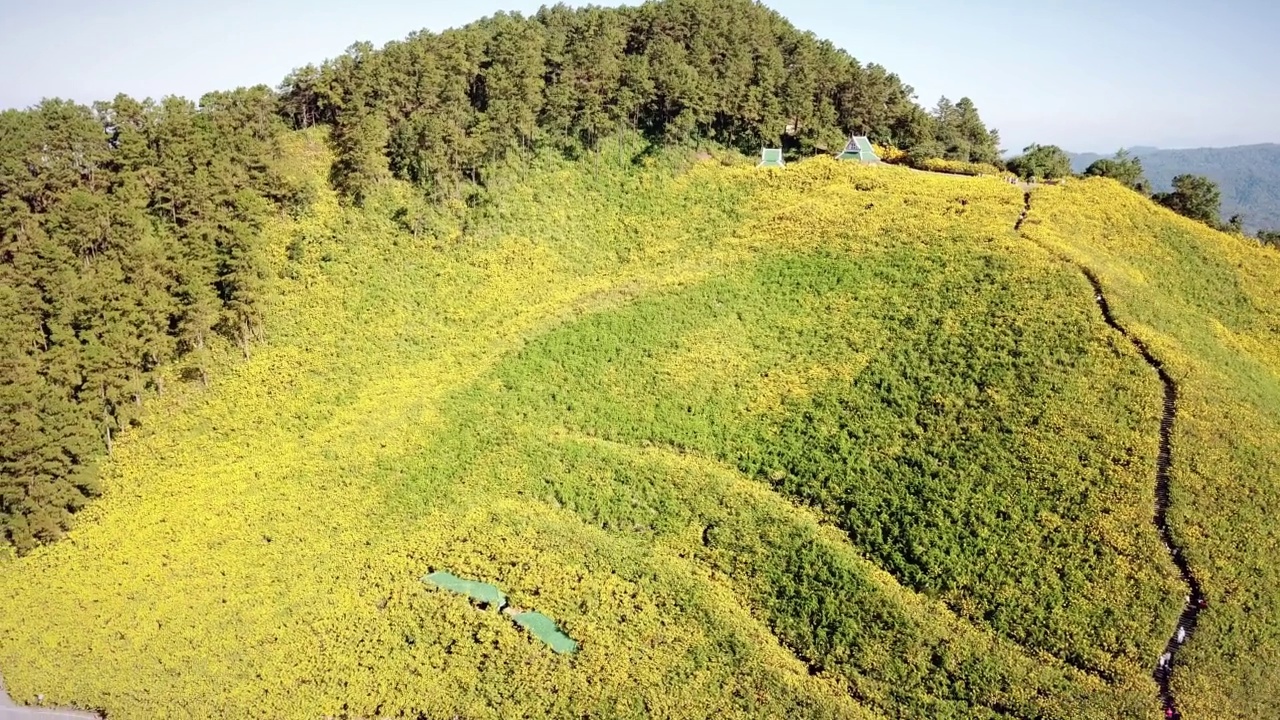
<box><xmin>837</xmin><ymin>135</ymin><xmax>880</xmax><ymax>163</ymax></box>
<box><xmin>512</xmin><ymin>611</ymin><xmax>579</xmax><ymax>655</ymax></box>
<box><xmin>758</xmin><ymin>148</ymin><xmax>785</xmax><ymax>168</ymax></box>
<box><xmin>422</xmin><ymin>571</ymin><xmax>579</xmax><ymax>654</ymax></box>
<box><xmin>423</xmin><ymin>571</ymin><xmax>506</xmax><ymax>607</ymax></box>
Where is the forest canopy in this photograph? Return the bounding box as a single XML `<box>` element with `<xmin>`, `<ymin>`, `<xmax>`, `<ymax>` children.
<box><xmin>279</xmin><ymin>0</ymin><xmax>1002</xmax><ymax>202</ymax></box>
<box><xmin>0</xmin><ymin>91</ymin><xmax>290</xmax><ymax>551</ymax></box>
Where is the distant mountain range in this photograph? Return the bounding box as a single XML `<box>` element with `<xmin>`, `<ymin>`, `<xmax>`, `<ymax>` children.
<box><xmin>1068</xmin><ymin>144</ymin><xmax>1280</xmax><ymax>233</ymax></box>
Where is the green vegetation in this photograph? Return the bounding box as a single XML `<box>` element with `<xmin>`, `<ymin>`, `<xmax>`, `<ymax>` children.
<box><xmin>2</xmin><ymin>3</ymin><xmax>1278</xmax><ymax>719</ymax></box>
<box><xmin>1083</xmin><ymin>150</ymin><xmax>1151</xmax><ymax>194</ymax></box>
<box><xmin>2</xmin><ymin>0</ymin><xmax>1006</xmax><ymax>552</ymax></box>
<box><xmin>1007</xmin><ymin>143</ymin><xmax>1073</xmax><ymax>181</ymax></box>
<box><xmin>906</xmin><ymin>96</ymin><xmax>1003</xmax><ymax>166</ymax></box>
<box><xmin>1069</xmin><ymin>144</ymin><xmax>1280</xmax><ymax>234</ymax></box>
<box><xmin>12</xmin><ymin>125</ymin><xmax>1274</xmax><ymax>717</ymax></box>
<box><xmin>281</xmin><ymin>0</ymin><xmax>1003</xmax><ymax>202</ymax></box>
<box><xmin>1020</xmin><ymin>178</ymin><xmax>1280</xmax><ymax>719</ymax></box>
<box><xmin>0</xmin><ymin>91</ymin><xmax>290</xmax><ymax>551</ymax></box>
<box><xmin>1153</xmin><ymin>174</ymin><xmax>1224</xmax><ymax>227</ymax></box>
<box><xmin>1</xmin><ymin>138</ymin><xmax>1186</xmax><ymax>718</ymax></box>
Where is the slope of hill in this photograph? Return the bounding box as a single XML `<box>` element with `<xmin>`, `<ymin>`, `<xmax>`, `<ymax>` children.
<box><xmin>1020</xmin><ymin>179</ymin><xmax>1280</xmax><ymax>718</ymax></box>
<box><xmin>1068</xmin><ymin>144</ymin><xmax>1280</xmax><ymax>232</ymax></box>
<box><xmin>1</xmin><ymin>0</ymin><xmax>1007</xmax><ymax>555</ymax></box>
<box><xmin>2</xmin><ymin>128</ymin><xmax>1277</xmax><ymax>718</ymax></box>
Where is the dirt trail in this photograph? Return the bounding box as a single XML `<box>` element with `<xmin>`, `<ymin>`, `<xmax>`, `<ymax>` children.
<box><xmin>1017</xmin><ymin>190</ymin><xmax>1204</xmax><ymax>719</ymax></box>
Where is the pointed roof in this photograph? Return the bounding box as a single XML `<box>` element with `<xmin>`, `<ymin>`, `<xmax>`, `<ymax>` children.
<box><xmin>837</xmin><ymin>136</ymin><xmax>880</xmax><ymax>163</ymax></box>
<box><xmin>758</xmin><ymin>148</ymin><xmax>785</xmax><ymax>168</ymax></box>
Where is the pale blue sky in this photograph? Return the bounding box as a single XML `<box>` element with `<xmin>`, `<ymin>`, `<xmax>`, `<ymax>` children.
<box><xmin>0</xmin><ymin>0</ymin><xmax>1276</xmax><ymax>152</ymax></box>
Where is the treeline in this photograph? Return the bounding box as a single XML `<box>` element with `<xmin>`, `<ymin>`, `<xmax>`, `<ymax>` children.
<box><xmin>0</xmin><ymin>90</ymin><xmax>290</xmax><ymax>551</ymax></box>
<box><xmin>277</xmin><ymin>0</ymin><xmax>1001</xmax><ymax>204</ymax></box>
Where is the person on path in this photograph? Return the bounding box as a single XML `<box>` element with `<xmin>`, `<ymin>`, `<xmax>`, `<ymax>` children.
<box><xmin>1177</xmin><ymin>626</ymin><xmax>1187</xmax><ymax>644</ymax></box>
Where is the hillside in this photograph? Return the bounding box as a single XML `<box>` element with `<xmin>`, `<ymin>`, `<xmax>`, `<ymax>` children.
<box><xmin>3</xmin><ymin>2</ymin><xmax>1279</xmax><ymax>719</ymax></box>
<box><xmin>1020</xmin><ymin>177</ymin><xmax>1280</xmax><ymax>718</ymax></box>
<box><xmin>1</xmin><ymin>0</ymin><xmax>1005</xmax><ymax>555</ymax></box>
<box><xmin>0</xmin><ymin>129</ymin><xmax>1277</xmax><ymax>719</ymax></box>
<box><xmin>1069</xmin><ymin>144</ymin><xmax>1280</xmax><ymax>232</ymax></box>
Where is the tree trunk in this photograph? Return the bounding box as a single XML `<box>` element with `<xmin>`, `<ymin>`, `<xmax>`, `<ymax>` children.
<box><xmin>102</xmin><ymin>383</ymin><xmax>113</xmax><ymax>454</ymax></box>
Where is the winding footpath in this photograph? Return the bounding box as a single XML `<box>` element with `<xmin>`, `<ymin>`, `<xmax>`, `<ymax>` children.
<box><xmin>1017</xmin><ymin>191</ymin><xmax>1204</xmax><ymax>719</ymax></box>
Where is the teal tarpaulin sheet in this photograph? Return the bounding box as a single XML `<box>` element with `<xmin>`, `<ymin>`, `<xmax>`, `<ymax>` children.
<box><xmin>512</xmin><ymin>611</ymin><xmax>579</xmax><ymax>655</ymax></box>
<box><xmin>423</xmin><ymin>571</ymin><xmax>506</xmax><ymax>607</ymax></box>
<box><xmin>422</xmin><ymin>571</ymin><xmax>579</xmax><ymax>654</ymax></box>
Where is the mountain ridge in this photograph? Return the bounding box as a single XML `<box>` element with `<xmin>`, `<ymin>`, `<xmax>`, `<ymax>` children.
<box><xmin>1067</xmin><ymin>143</ymin><xmax>1280</xmax><ymax>232</ymax></box>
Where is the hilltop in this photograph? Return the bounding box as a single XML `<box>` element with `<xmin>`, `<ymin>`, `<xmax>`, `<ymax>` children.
<box><xmin>1069</xmin><ymin>144</ymin><xmax>1280</xmax><ymax>232</ymax></box>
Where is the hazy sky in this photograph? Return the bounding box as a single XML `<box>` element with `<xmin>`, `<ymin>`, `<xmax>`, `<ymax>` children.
<box><xmin>1</xmin><ymin>0</ymin><xmax>1276</xmax><ymax>152</ymax></box>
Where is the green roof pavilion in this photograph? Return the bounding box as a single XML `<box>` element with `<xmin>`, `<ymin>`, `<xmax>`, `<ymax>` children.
<box><xmin>758</xmin><ymin>148</ymin><xmax>785</xmax><ymax>168</ymax></box>
<box><xmin>837</xmin><ymin>136</ymin><xmax>881</xmax><ymax>163</ymax></box>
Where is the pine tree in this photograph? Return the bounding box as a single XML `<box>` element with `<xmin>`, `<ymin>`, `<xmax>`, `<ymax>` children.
<box><xmin>1154</xmin><ymin>175</ymin><xmax>1223</xmax><ymax>227</ymax></box>
<box><xmin>953</xmin><ymin>97</ymin><xmax>1000</xmax><ymax>164</ymax></box>
<box><xmin>1084</xmin><ymin>150</ymin><xmax>1150</xmax><ymax>194</ymax></box>
<box><xmin>218</xmin><ymin>190</ymin><xmax>271</xmax><ymax>358</ymax></box>
<box><xmin>477</xmin><ymin>13</ymin><xmax>547</xmax><ymax>159</ymax></box>
<box><xmin>329</xmin><ymin>108</ymin><xmax>390</xmax><ymax>205</ymax></box>
<box><xmin>1007</xmin><ymin>144</ymin><xmax>1073</xmax><ymax>181</ymax></box>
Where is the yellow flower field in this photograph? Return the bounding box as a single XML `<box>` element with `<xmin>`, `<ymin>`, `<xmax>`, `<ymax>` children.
<box><xmin>1</xmin><ymin>135</ymin><xmax>1275</xmax><ymax>719</ymax></box>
